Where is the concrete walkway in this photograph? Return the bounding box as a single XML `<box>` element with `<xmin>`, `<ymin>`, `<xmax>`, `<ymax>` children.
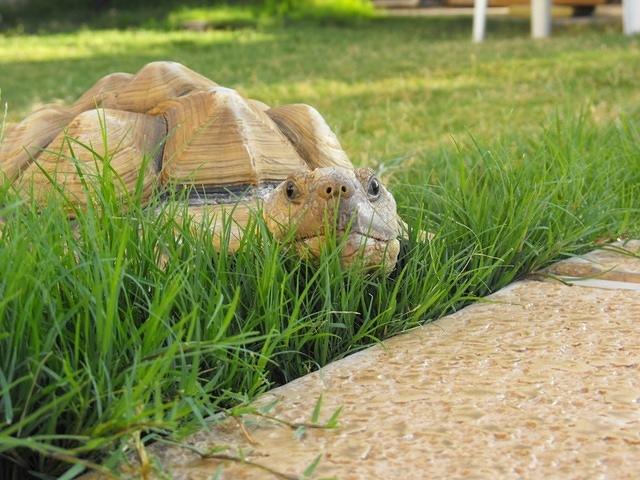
<box><xmin>136</xmin><ymin>242</ymin><xmax>640</xmax><ymax>479</ymax></box>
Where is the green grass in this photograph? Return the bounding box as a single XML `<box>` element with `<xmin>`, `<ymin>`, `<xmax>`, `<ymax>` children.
<box><xmin>1</xmin><ymin>12</ymin><xmax>640</xmax><ymax>479</ymax></box>
<box><xmin>165</xmin><ymin>0</ymin><xmax>374</xmax><ymax>30</ymax></box>
<box><xmin>166</xmin><ymin>5</ymin><xmax>263</xmax><ymax>30</ymax></box>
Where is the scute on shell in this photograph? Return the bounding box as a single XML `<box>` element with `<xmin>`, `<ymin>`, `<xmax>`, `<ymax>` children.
<box><xmin>267</xmin><ymin>104</ymin><xmax>352</xmax><ymax>171</ymax></box>
<box><xmin>17</xmin><ymin>108</ymin><xmax>165</xmax><ymax>207</ymax></box>
<box><xmin>149</xmin><ymin>86</ymin><xmax>308</xmax><ymax>187</ymax></box>
<box><xmin>74</xmin><ymin>72</ymin><xmax>134</xmax><ymax>112</ymax></box>
<box><xmin>102</xmin><ymin>61</ymin><xmax>218</xmax><ymax>114</ymax></box>
<box><xmin>0</xmin><ymin>106</ymin><xmax>76</xmax><ymax>181</ymax></box>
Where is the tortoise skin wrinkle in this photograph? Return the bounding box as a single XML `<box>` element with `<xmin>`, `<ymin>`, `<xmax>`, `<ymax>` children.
<box><xmin>0</xmin><ymin>61</ymin><xmax>404</xmax><ymax>271</ymax></box>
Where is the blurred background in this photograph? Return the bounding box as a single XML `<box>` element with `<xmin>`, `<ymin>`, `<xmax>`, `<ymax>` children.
<box><xmin>0</xmin><ymin>0</ymin><xmax>628</xmax><ymax>29</ymax></box>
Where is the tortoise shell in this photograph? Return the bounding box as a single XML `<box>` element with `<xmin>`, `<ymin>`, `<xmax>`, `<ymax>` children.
<box><xmin>0</xmin><ymin>62</ymin><xmax>405</xmax><ymax>270</ymax></box>
<box><xmin>0</xmin><ymin>61</ymin><xmax>353</xmax><ymax>207</ymax></box>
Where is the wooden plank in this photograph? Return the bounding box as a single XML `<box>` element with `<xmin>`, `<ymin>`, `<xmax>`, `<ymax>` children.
<box><xmin>447</xmin><ymin>0</ymin><xmax>604</xmax><ymax>6</ymax></box>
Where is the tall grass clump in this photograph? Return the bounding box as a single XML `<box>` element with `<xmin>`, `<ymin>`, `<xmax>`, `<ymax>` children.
<box><xmin>0</xmin><ymin>115</ymin><xmax>638</xmax><ymax>478</ymax></box>
<box><xmin>394</xmin><ymin>116</ymin><xmax>640</xmax><ymax>296</ymax></box>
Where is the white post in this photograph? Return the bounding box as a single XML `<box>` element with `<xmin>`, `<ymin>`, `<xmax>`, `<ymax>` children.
<box><xmin>531</xmin><ymin>0</ymin><xmax>551</xmax><ymax>38</ymax></box>
<box><xmin>623</xmin><ymin>0</ymin><xmax>640</xmax><ymax>35</ymax></box>
<box><xmin>473</xmin><ymin>0</ymin><xmax>488</xmax><ymax>43</ymax></box>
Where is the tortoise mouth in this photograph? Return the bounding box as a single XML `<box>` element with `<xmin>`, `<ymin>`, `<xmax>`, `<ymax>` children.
<box><xmin>299</xmin><ymin>230</ymin><xmax>391</xmax><ymax>244</ymax></box>
<box><xmin>296</xmin><ymin>232</ymin><xmax>400</xmax><ymax>270</ymax></box>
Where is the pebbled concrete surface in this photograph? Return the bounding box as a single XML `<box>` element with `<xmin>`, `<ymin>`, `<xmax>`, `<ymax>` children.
<box><xmin>543</xmin><ymin>240</ymin><xmax>640</xmax><ymax>285</ymax></box>
<box><xmin>107</xmin><ymin>245</ymin><xmax>640</xmax><ymax>479</ymax></box>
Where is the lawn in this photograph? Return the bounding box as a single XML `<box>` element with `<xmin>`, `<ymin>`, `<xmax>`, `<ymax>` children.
<box><xmin>1</xmin><ymin>10</ymin><xmax>640</xmax><ymax>479</ymax></box>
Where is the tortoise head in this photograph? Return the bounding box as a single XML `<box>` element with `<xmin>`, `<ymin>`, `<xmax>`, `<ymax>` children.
<box><xmin>263</xmin><ymin>167</ymin><xmax>401</xmax><ymax>271</ymax></box>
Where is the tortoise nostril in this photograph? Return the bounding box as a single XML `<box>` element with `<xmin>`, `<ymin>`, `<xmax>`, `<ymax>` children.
<box><xmin>319</xmin><ymin>179</ymin><xmax>353</xmax><ymax>199</ymax></box>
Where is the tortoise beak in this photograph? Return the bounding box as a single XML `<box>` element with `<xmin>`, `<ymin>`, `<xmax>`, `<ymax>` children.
<box><xmin>337</xmin><ymin>195</ymin><xmax>399</xmax><ymax>242</ymax></box>
<box><xmin>334</xmin><ymin>195</ymin><xmax>401</xmax><ymax>271</ymax></box>
<box><xmin>298</xmin><ymin>233</ymin><xmax>400</xmax><ymax>272</ymax></box>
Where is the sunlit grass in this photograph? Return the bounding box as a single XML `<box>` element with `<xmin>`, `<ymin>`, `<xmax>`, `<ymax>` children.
<box><xmin>166</xmin><ymin>5</ymin><xmax>261</xmax><ymax>30</ymax></box>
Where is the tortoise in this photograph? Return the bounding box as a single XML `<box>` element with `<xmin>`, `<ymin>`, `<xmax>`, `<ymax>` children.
<box><xmin>0</xmin><ymin>61</ymin><xmax>405</xmax><ymax>271</ymax></box>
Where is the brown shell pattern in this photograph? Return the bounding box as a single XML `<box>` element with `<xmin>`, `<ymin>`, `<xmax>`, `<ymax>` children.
<box><xmin>0</xmin><ymin>61</ymin><xmax>353</xmax><ymax>206</ymax></box>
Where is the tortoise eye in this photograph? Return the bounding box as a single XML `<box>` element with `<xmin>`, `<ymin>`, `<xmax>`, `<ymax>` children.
<box><xmin>285</xmin><ymin>180</ymin><xmax>298</xmax><ymax>200</ymax></box>
<box><xmin>367</xmin><ymin>176</ymin><xmax>381</xmax><ymax>199</ymax></box>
